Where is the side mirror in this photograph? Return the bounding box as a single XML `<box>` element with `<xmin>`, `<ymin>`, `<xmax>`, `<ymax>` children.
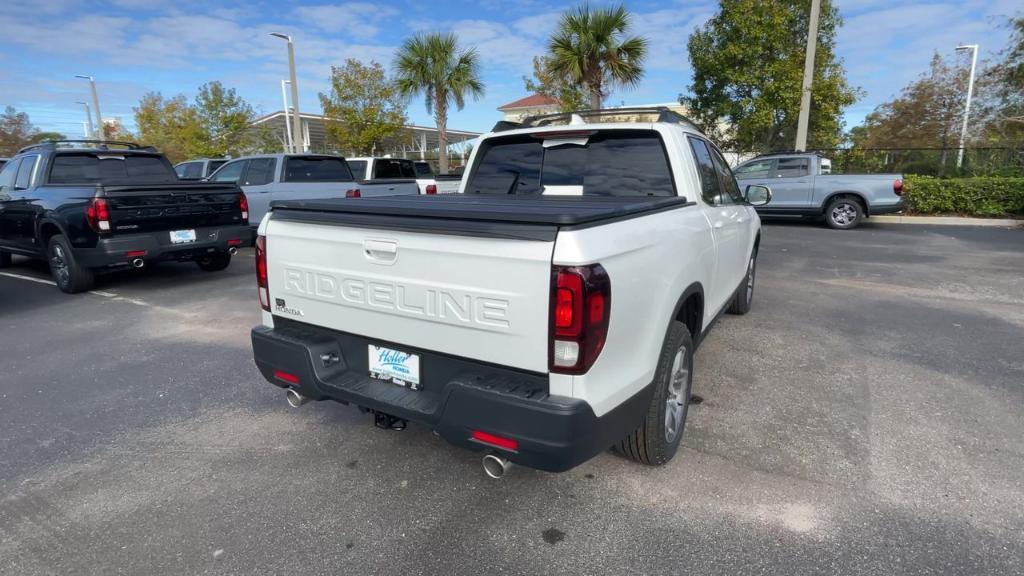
<box><xmin>745</xmin><ymin>184</ymin><xmax>772</xmax><ymax>206</ymax></box>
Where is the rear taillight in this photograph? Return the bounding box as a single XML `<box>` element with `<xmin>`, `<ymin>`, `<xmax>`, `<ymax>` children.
<box><xmin>346</xmin><ymin>188</ymin><xmax>361</xmax><ymax>198</ymax></box>
<box><xmin>85</xmin><ymin>198</ymin><xmax>111</xmax><ymax>233</ymax></box>
<box><xmin>550</xmin><ymin>264</ymin><xmax>610</xmax><ymax>375</ymax></box>
<box><xmin>471</xmin><ymin>430</ymin><xmax>518</xmax><ymax>451</ymax></box>
<box><xmin>256</xmin><ymin>235</ymin><xmax>269</xmax><ymax>311</ymax></box>
<box><xmin>425</xmin><ymin>184</ymin><xmax>437</xmax><ymax>195</ymax></box>
<box><xmin>239</xmin><ymin>192</ymin><xmax>249</xmax><ymax>220</ymax></box>
<box><xmin>893</xmin><ymin>179</ymin><xmax>904</xmax><ymax>196</ymax></box>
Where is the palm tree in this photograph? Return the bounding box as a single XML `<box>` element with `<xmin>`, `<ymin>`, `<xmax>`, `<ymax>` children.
<box><xmin>548</xmin><ymin>4</ymin><xmax>648</xmax><ymax>110</ymax></box>
<box><xmin>394</xmin><ymin>32</ymin><xmax>484</xmax><ymax>174</ymax></box>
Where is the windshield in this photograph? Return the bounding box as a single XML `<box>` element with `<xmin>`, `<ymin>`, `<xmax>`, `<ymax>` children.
<box><xmin>464</xmin><ymin>130</ymin><xmax>676</xmax><ymax>197</ymax></box>
<box><xmin>49</xmin><ymin>153</ymin><xmax>178</xmax><ymax>185</ymax></box>
<box><xmin>284</xmin><ymin>156</ymin><xmax>354</xmax><ymax>182</ymax></box>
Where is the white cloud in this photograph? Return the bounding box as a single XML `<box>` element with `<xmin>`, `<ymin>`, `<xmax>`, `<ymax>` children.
<box><xmin>293</xmin><ymin>3</ymin><xmax>401</xmax><ymax>41</ymax></box>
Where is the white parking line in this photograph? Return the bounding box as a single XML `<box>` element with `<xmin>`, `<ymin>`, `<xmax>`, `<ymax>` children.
<box><xmin>0</xmin><ymin>271</ymin><xmax>147</xmax><ymax>305</ymax></box>
<box><xmin>0</xmin><ymin>271</ymin><xmax>56</xmax><ymax>286</ymax></box>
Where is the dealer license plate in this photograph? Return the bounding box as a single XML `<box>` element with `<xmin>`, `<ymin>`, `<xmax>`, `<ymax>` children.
<box><xmin>368</xmin><ymin>345</ymin><xmax>421</xmax><ymax>390</ymax></box>
<box><xmin>170</xmin><ymin>229</ymin><xmax>197</xmax><ymax>244</ymax></box>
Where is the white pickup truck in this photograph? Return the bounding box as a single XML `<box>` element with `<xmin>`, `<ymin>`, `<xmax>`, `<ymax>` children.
<box><xmin>250</xmin><ymin>108</ymin><xmax>771</xmax><ymax>476</ymax></box>
<box><xmin>347</xmin><ymin>157</ymin><xmax>462</xmax><ymax>195</ymax></box>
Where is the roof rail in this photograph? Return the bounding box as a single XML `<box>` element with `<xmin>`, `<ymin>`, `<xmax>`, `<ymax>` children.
<box><xmin>748</xmin><ymin>150</ymin><xmax>827</xmax><ymax>160</ymax></box>
<box><xmin>496</xmin><ymin>106</ymin><xmax>703</xmax><ymax>132</ymax></box>
<box><xmin>16</xmin><ymin>140</ymin><xmax>155</xmax><ymax>154</ymax></box>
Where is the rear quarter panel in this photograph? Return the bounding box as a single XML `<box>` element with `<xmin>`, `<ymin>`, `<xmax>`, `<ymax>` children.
<box><xmin>812</xmin><ymin>174</ymin><xmax>903</xmax><ymax>210</ymax></box>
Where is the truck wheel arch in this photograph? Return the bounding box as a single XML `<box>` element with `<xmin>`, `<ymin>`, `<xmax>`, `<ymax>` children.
<box><xmin>38</xmin><ymin>220</ymin><xmax>66</xmax><ymax>246</ymax></box>
<box><xmin>671</xmin><ymin>283</ymin><xmax>704</xmax><ymax>346</ymax></box>
<box><xmin>822</xmin><ymin>192</ymin><xmax>868</xmax><ymax>214</ymax></box>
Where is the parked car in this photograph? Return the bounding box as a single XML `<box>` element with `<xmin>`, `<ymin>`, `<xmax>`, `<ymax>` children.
<box><xmin>413</xmin><ymin>160</ymin><xmax>463</xmax><ymax>194</ymax></box>
<box><xmin>347</xmin><ymin>157</ymin><xmax>461</xmax><ymax>195</ymax></box>
<box><xmin>249</xmin><ymin>108</ymin><xmax>771</xmax><ymax>475</ymax></box>
<box><xmin>206</xmin><ymin>154</ymin><xmax>418</xmax><ymax>226</ymax></box>
<box><xmin>733</xmin><ymin>152</ymin><xmax>903</xmax><ymax>229</ymax></box>
<box><xmin>0</xmin><ymin>140</ymin><xmax>251</xmax><ymax>293</ymax></box>
<box><xmin>174</xmin><ymin>158</ymin><xmax>229</xmax><ymax>180</ymax></box>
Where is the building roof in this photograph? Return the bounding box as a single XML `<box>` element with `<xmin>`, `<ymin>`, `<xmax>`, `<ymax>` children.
<box><xmin>497</xmin><ymin>94</ymin><xmax>560</xmax><ymax>111</ymax></box>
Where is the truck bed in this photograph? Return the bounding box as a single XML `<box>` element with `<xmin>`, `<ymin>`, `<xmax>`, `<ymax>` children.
<box><xmin>269</xmin><ymin>194</ymin><xmax>692</xmax><ymax>227</ymax></box>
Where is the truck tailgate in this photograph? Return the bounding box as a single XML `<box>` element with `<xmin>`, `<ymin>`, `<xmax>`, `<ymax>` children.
<box><xmin>103</xmin><ymin>183</ymin><xmax>243</xmax><ymax>233</ymax></box>
<box><xmin>264</xmin><ymin>218</ymin><xmax>554</xmax><ymax>373</ymax></box>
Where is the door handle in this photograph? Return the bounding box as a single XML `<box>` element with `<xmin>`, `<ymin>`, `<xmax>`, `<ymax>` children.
<box><xmin>364</xmin><ymin>239</ymin><xmax>398</xmax><ymax>264</ymax></box>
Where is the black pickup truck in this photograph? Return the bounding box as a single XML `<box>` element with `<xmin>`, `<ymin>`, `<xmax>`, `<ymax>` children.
<box><xmin>0</xmin><ymin>140</ymin><xmax>252</xmax><ymax>293</ymax></box>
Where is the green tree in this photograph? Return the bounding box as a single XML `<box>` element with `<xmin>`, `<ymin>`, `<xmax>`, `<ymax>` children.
<box><xmin>1</xmin><ymin>106</ymin><xmax>40</xmax><ymax>155</ymax></box>
<box><xmin>523</xmin><ymin>55</ymin><xmax>587</xmax><ymax>112</ymax></box>
<box><xmin>193</xmin><ymin>81</ymin><xmax>257</xmax><ymax>157</ymax></box>
<box><xmin>852</xmin><ymin>53</ymin><xmax>965</xmax><ymax>153</ymax></box>
<box><xmin>394</xmin><ymin>32</ymin><xmax>484</xmax><ymax>174</ymax></box>
<box><xmin>685</xmin><ymin>0</ymin><xmax>859</xmax><ymax>151</ymax></box>
<box><xmin>319</xmin><ymin>59</ymin><xmax>408</xmax><ymax>155</ymax></box>
<box><xmin>547</xmin><ymin>4</ymin><xmax>647</xmax><ymax>110</ymax></box>
<box><xmin>976</xmin><ymin>15</ymin><xmax>1024</xmax><ymax>144</ymax></box>
<box><xmin>134</xmin><ymin>92</ymin><xmax>204</xmax><ymax>163</ymax></box>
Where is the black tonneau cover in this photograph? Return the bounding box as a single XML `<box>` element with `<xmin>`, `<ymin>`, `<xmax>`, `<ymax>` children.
<box><xmin>270</xmin><ymin>194</ymin><xmax>691</xmax><ymax>227</ymax></box>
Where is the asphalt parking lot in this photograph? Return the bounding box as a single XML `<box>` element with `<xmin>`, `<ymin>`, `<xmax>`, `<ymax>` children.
<box><xmin>1</xmin><ymin>222</ymin><xmax>1022</xmax><ymax>575</ymax></box>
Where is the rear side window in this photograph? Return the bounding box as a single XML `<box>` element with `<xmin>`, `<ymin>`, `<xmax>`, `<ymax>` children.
<box><xmin>14</xmin><ymin>155</ymin><xmax>39</xmax><ymax>189</ymax></box>
<box><xmin>687</xmin><ymin>138</ymin><xmax>725</xmax><ymax>205</ymax></box>
<box><xmin>709</xmin><ymin>147</ymin><xmax>743</xmax><ymax>204</ymax></box>
<box><xmin>49</xmin><ymin>153</ymin><xmax>178</xmax><ymax>185</ymax></box>
<box><xmin>773</xmin><ymin>158</ymin><xmax>809</xmax><ymax>178</ymax></box>
<box><xmin>244</xmin><ymin>158</ymin><xmax>277</xmax><ymax>186</ymax></box>
<box><xmin>734</xmin><ymin>159</ymin><xmax>774</xmax><ymax>179</ymax></box>
<box><xmin>346</xmin><ymin>160</ymin><xmax>367</xmax><ymax>179</ymax></box>
<box><xmin>210</xmin><ymin>160</ymin><xmax>246</xmax><ymax>183</ymax></box>
<box><xmin>0</xmin><ymin>158</ymin><xmax>20</xmax><ymax>192</ymax></box>
<box><xmin>465</xmin><ymin>130</ymin><xmax>676</xmax><ymax>197</ymax></box>
<box><xmin>284</xmin><ymin>157</ymin><xmax>353</xmax><ymax>182</ymax></box>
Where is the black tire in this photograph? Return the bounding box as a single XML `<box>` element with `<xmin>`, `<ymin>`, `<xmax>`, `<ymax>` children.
<box><xmin>727</xmin><ymin>249</ymin><xmax>756</xmax><ymax>315</ymax></box>
<box><xmin>0</xmin><ymin>250</ymin><xmax>11</xmax><ymax>268</ymax></box>
<box><xmin>824</xmin><ymin>196</ymin><xmax>864</xmax><ymax>229</ymax></box>
<box><xmin>617</xmin><ymin>321</ymin><xmax>694</xmax><ymax>466</ymax></box>
<box><xmin>196</xmin><ymin>252</ymin><xmax>231</xmax><ymax>272</ymax></box>
<box><xmin>47</xmin><ymin>235</ymin><xmax>94</xmax><ymax>294</ymax></box>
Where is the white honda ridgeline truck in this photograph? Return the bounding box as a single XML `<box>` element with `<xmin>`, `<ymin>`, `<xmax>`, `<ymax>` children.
<box><xmin>250</xmin><ymin>108</ymin><xmax>772</xmax><ymax>477</ymax></box>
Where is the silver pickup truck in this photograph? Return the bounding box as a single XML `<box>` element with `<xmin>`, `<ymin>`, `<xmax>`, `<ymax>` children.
<box><xmin>734</xmin><ymin>152</ymin><xmax>903</xmax><ymax>229</ymax></box>
<box><xmin>207</xmin><ymin>154</ymin><xmax>418</xmax><ymax>226</ymax></box>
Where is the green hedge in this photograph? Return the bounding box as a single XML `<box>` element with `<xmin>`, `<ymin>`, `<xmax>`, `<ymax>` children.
<box><xmin>904</xmin><ymin>176</ymin><xmax>1024</xmax><ymax>217</ymax></box>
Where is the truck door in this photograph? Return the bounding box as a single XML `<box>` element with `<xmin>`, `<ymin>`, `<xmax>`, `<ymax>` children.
<box><xmin>7</xmin><ymin>154</ymin><xmax>41</xmax><ymax>251</ymax></box>
<box><xmin>767</xmin><ymin>157</ymin><xmax>813</xmax><ymax>208</ymax></box>
<box><xmin>240</xmin><ymin>157</ymin><xmax>277</xmax><ymax>225</ymax></box>
<box><xmin>0</xmin><ymin>159</ymin><xmax>19</xmax><ymax>248</ymax></box>
<box><xmin>687</xmin><ymin>137</ymin><xmax>745</xmax><ymax>314</ymax></box>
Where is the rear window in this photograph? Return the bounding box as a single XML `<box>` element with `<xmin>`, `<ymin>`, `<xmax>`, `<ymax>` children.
<box><xmin>49</xmin><ymin>153</ymin><xmax>178</xmax><ymax>185</ymax></box>
<box><xmin>284</xmin><ymin>157</ymin><xmax>354</xmax><ymax>182</ymax></box>
<box><xmin>373</xmin><ymin>159</ymin><xmax>416</xmax><ymax>179</ymax></box>
<box><xmin>464</xmin><ymin>130</ymin><xmax>676</xmax><ymax>197</ymax></box>
<box><xmin>346</xmin><ymin>160</ymin><xmax>367</xmax><ymax>179</ymax></box>
<box><xmin>414</xmin><ymin>162</ymin><xmax>433</xmax><ymax>177</ymax></box>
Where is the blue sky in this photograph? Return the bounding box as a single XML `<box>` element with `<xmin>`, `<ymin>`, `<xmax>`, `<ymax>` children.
<box><xmin>1</xmin><ymin>0</ymin><xmax>1019</xmax><ymax>138</ymax></box>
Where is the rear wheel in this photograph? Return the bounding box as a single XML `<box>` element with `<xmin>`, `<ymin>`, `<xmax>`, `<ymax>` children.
<box><xmin>617</xmin><ymin>321</ymin><xmax>694</xmax><ymax>466</ymax></box>
<box><xmin>824</xmin><ymin>197</ymin><xmax>864</xmax><ymax>229</ymax></box>
<box><xmin>48</xmin><ymin>235</ymin><xmax>94</xmax><ymax>293</ymax></box>
<box><xmin>727</xmin><ymin>250</ymin><xmax>756</xmax><ymax>315</ymax></box>
<box><xmin>196</xmin><ymin>252</ymin><xmax>231</xmax><ymax>272</ymax></box>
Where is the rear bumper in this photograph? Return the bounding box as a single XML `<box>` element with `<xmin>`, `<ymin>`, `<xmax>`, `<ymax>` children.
<box><xmin>868</xmin><ymin>200</ymin><xmax>904</xmax><ymax>216</ymax></box>
<box><xmin>251</xmin><ymin>319</ymin><xmax>652</xmax><ymax>473</ymax></box>
<box><xmin>75</xmin><ymin>225</ymin><xmax>253</xmax><ymax>268</ymax></box>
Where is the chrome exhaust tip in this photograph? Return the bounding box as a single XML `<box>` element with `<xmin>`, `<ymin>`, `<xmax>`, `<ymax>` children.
<box><xmin>228</xmin><ymin>247</ymin><xmax>238</xmax><ymax>256</ymax></box>
<box><xmin>482</xmin><ymin>453</ymin><xmax>512</xmax><ymax>479</ymax></box>
<box><xmin>131</xmin><ymin>258</ymin><xmax>145</xmax><ymax>268</ymax></box>
<box><xmin>285</xmin><ymin>388</ymin><xmax>309</xmax><ymax>408</ymax></box>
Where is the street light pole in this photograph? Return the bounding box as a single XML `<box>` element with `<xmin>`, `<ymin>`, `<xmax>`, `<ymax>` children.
<box><xmin>271</xmin><ymin>33</ymin><xmax>303</xmax><ymax>153</ymax></box>
<box><xmin>955</xmin><ymin>44</ymin><xmax>978</xmax><ymax>169</ymax></box>
<box><xmin>280</xmin><ymin>80</ymin><xmax>294</xmax><ymax>153</ymax></box>
<box><xmin>794</xmin><ymin>0</ymin><xmax>821</xmax><ymax>152</ymax></box>
<box><xmin>75</xmin><ymin>75</ymin><xmax>104</xmax><ymax>142</ymax></box>
<box><xmin>76</xmin><ymin>101</ymin><xmax>95</xmax><ymax>139</ymax></box>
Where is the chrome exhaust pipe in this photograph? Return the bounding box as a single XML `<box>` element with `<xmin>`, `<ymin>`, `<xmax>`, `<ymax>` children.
<box><xmin>482</xmin><ymin>453</ymin><xmax>512</xmax><ymax>479</ymax></box>
<box><xmin>285</xmin><ymin>388</ymin><xmax>309</xmax><ymax>408</ymax></box>
<box><xmin>131</xmin><ymin>258</ymin><xmax>145</xmax><ymax>268</ymax></box>
<box><xmin>228</xmin><ymin>247</ymin><xmax>238</xmax><ymax>256</ymax></box>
